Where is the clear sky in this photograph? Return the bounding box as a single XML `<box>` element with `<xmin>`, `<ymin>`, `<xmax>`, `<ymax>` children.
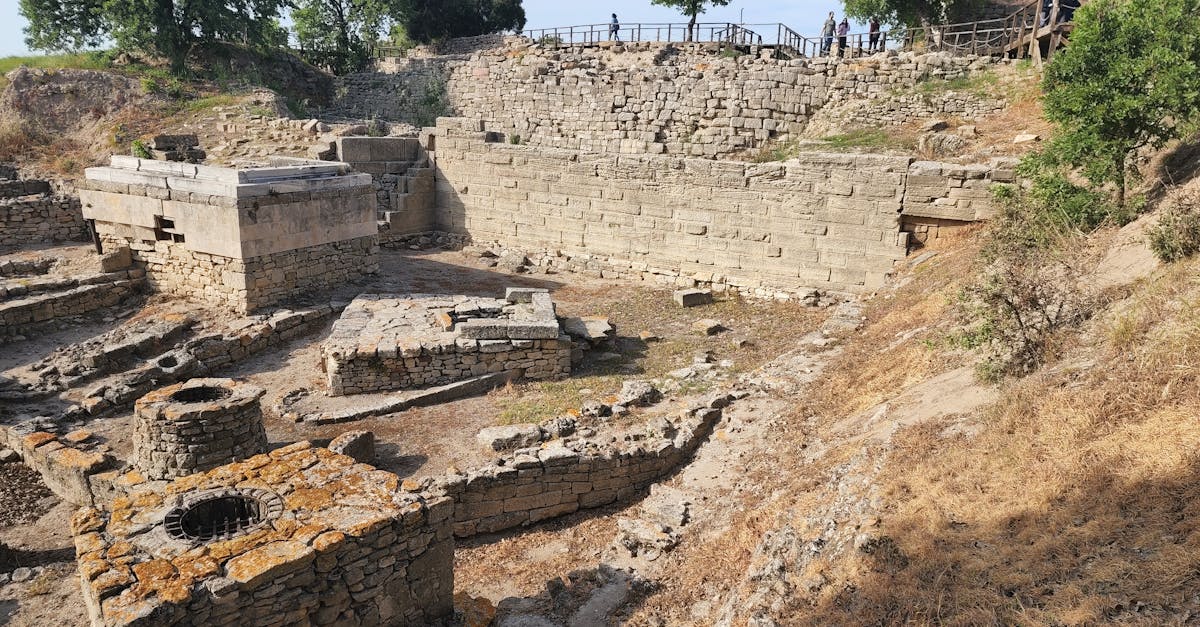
<box><xmin>0</xmin><ymin>0</ymin><xmax>861</xmax><ymax>58</ymax></box>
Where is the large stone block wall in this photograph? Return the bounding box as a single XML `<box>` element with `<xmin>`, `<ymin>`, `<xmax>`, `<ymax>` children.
<box><xmin>428</xmin><ymin>126</ymin><xmax>1010</xmax><ymax>295</ymax></box>
<box><xmin>0</xmin><ymin>194</ymin><xmax>88</xmax><ymax>247</ymax></box>
<box><xmin>80</xmin><ymin>157</ymin><xmax>379</xmax><ymax>312</ymax></box>
<box><xmin>432</xmin><ymin>128</ymin><xmax>911</xmax><ymax>294</ymax></box>
<box><xmin>335</xmin><ymin>43</ymin><xmax>1005</xmax><ymax>158</ymax></box>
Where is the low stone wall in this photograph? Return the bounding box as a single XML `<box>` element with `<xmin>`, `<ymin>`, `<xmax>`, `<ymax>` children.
<box><xmin>337</xmin><ymin>42</ymin><xmax>1006</xmax><ymax>159</ymax></box>
<box><xmin>323</xmin><ymin>290</ymin><xmax>570</xmax><ymax>396</ymax></box>
<box><xmin>1</xmin><ymin>429</ymin><xmax>116</xmax><ymax>507</ymax></box>
<box><xmin>75</xmin><ymin>303</ymin><xmax>340</xmax><ymax>417</ymax></box>
<box><xmin>0</xmin><ymin>274</ymin><xmax>145</xmax><ymax>342</ymax></box>
<box><xmin>72</xmin><ymin>442</ymin><xmax>455</xmax><ymax>627</ymax></box>
<box><xmin>0</xmin><ymin>179</ymin><xmax>50</xmax><ymax>197</ymax></box>
<box><xmin>0</xmin><ymin>194</ymin><xmax>88</xmax><ymax>248</ymax></box>
<box><xmin>416</xmin><ymin>400</ymin><xmax>724</xmax><ymax>538</ymax></box>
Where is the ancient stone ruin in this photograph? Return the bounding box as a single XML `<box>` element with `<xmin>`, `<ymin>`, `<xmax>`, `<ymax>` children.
<box><xmin>131</xmin><ymin>378</ymin><xmax>267</xmax><ymax>480</ymax></box>
<box><xmin>322</xmin><ymin>287</ymin><xmax>570</xmax><ymax>396</ymax></box>
<box><xmin>73</xmin><ymin>442</ymin><xmax>453</xmax><ymax>626</ymax></box>
<box><xmin>78</xmin><ymin>156</ymin><xmax>378</xmax><ymax>312</ymax></box>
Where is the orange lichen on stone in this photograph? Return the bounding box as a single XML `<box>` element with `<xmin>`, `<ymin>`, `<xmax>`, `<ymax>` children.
<box><xmin>112</xmin><ymin>469</ymin><xmax>146</xmax><ymax>489</ymax></box>
<box><xmin>50</xmin><ymin>446</ymin><xmax>110</xmax><ymax>471</ymax></box>
<box><xmin>78</xmin><ymin>556</ymin><xmax>112</xmax><ymax>581</ymax></box>
<box><xmin>93</xmin><ymin>567</ymin><xmax>134</xmax><ymax>596</ymax></box>
<box><xmin>106</xmin><ymin>541</ymin><xmax>136</xmax><ymax>560</ymax></box>
<box><xmin>400</xmin><ymin>479</ymin><xmax>422</xmax><ymax>492</ymax></box>
<box><xmin>64</xmin><ymin>429</ymin><xmax>94</xmax><ymax>444</ymax></box>
<box><xmin>72</xmin><ymin>507</ymin><xmax>107</xmax><ymax>534</ymax></box>
<box><xmin>175</xmin><ymin>554</ymin><xmax>220</xmax><ymax>581</ymax></box>
<box><xmin>224</xmin><ymin>540</ymin><xmax>315</xmax><ymax>589</ymax></box>
<box><xmin>23</xmin><ymin>431</ymin><xmax>59</xmax><ymax>449</ymax></box>
<box><xmin>75</xmin><ymin>532</ymin><xmax>106</xmax><ymax>555</ymax></box>
<box><xmin>270</xmin><ymin>441</ymin><xmax>314</xmax><ymax>459</ymax></box>
<box><xmin>285</xmin><ymin>487</ymin><xmax>335</xmax><ymax>511</ymax></box>
<box><xmin>206</xmin><ymin>528</ymin><xmax>277</xmax><ymax>561</ymax></box>
<box><xmin>311</xmin><ymin>531</ymin><xmax>346</xmax><ymax>553</ymax></box>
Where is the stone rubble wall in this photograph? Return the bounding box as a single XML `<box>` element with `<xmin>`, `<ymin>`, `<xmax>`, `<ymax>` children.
<box><xmin>420</xmin><ymin>401</ymin><xmax>724</xmax><ymax>538</ymax></box>
<box><xmin>75</xmin><ymin>303</ymin><xmax>340</xmax><ymax>418</ymax></box>
<box><xmin>0</xmin><ymin>194</ymin><xmax>88</xmax><ymax>248</ymax></box>
<box><xmin>901</xmin><ymin>160</ymin><xmax>1014</xmax><ymax>222</ymax></box>
<box><xmin>0</xmin><ymin>272</ymin><xmax>145</xmax><ymax>342</ymax></box>
<box><xmin>335</xmin><ymin>42</ymin><xmax>1005</xmax><ymax>159</ymax></box>
<box><xmin>328</xmin><ymin>337</ymin><xmax>571</xmax><ymax>396</ymax></box>
<box><xmin>72</xmin><ymin>443</ymin><xmax>455</xmax><ymax>627</ymax></box>
<box><xmin>102</xmin><ymin>234</ymin><xmax>377</xmax><ymax>314</ymax></box>
<box><xmin>131</xmin><ymin>379</ymin><xmax>268</xmax><ymax>481</ymax></box>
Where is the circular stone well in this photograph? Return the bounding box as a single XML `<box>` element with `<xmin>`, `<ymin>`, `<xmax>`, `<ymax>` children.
<box><xmin>133</xmin><ymin>378</ymin><xmax>268</xmax><ymax>480</ymax></box>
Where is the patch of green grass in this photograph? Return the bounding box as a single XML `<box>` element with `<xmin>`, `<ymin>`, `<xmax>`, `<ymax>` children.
<box><xmin>0</xmin><ymin>52</ymin><xmax>115</xmax><ymax>76</ymax></box>
<box><xmin>178</xmin><ymin>93</ymin><xmax>239</xmax><ymax>113</ymax></box>
<box><xmin>914</xmin><ymin>70</ymin><xmax>1000</xmax><ymax>96</ymax></box>
<box><xmin>751</xmin><ymin>138</ymin><xmax>800</xmax><ymax>163</ymax></box>
<box><xmin>821</xmin><ymin>128</ymin><xmax>914</xmax><ymax>151</ymax></box>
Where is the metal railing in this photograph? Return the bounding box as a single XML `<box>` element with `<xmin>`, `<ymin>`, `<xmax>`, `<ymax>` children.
<box><xmin>373</xmin><ymin>0</ymin><xmax>1084</xmax><ymax>61</ymax></box>
<box><xmin>524</xmin><ymin>22</ymin><xmax>764</xmax><ymax>48</ymax></box>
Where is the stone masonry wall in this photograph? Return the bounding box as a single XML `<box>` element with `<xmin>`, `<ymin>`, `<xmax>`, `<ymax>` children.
<box><xmin>73</xmin><ymin>442</ymin><xmax>455</xmax><ymax>627</ymax></box>
<box><xmin>335</xmin><ymin>43</ymin><xmax>1006</xmax><ymax>159</ymax></box>
<box><xmin>103</xmin><ymin>234</ymin><xmax>377</xmax><ymax>313</ymax></box>
<box><xmin>0</xmin><ymin>273</ymin><xmax>144</xmax><ymax>342</ymax></box>
<box><xmin>414</xmin><ymin>400</ymin><xmax>725</xmax><ymax>538</ymax></box>
<box><xmin>433</xmin><ymin>127</ymin><xmax>906</xmax><ymax>295</ymax></box>
<box><xmin>428</xmin><ymin>122</ymin><xmax>1009</xmax><ymax>296</ymax></box>
<box><xmin>0</xmin><ymin>194</ymin><xmax>88</xmax><ymax>248</ymax></box>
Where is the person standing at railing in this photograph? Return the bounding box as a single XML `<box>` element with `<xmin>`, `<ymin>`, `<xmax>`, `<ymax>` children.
<box><xmin>868</xmin><ymin>16</ymin><xmax>881</xmax><ymax>52</ymax></box>
<box><xmin>821</xmin><ymin>12</ymin><xmax>836</xmax><ymax>55</ymax></box>
<box><xmin>610</xmin><ymin>13</ymin><xmax>621</xmax><ymax>41</ymax></box>
<box><xmin>837</xmin><ymin>18</ymin><xmax>850</xmax><ymax>57</ymax></box>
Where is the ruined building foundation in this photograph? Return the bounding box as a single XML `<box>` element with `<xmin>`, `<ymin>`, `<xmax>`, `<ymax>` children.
<box><xmin>78</xmin><ymin>157</ymin><xmax>380</xmax><ymax>312</ymax></box>
<box><xmin>72</xmin><ymin>442</ymin><xmax>454</xmax><ymax>626</ymax></box>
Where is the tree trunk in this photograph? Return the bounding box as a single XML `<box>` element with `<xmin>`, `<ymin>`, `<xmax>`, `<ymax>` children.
<box><xmin>1116</xmin><ymin>152</ymin><xmax>1127</xmax><ymax>207</ymax></box>
<box><xmin>688</xmin><ymin>13</ymin><xmax>696</xmax><ymax>42</ymax></box>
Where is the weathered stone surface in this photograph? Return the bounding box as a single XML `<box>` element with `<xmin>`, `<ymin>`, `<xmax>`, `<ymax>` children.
<box><xmin>673</xmin><ymin>289</ymin><xmax>713</xmax><ymax>308</ymax></box>
<box><xmin>692</xmin><ymin>319</ymin><xmax>723</xmax><ymax>335</ymax></box>
<box><xmin>616</xmin><ymin>380</ymin><xmax>661</xmax><ymax>408</ymax></box>
<box><xmin>476</xmin><ymin>424</ymin><xmax>544</xmax><ymax>451</ymax></box>
<box><xmin>328</xmin><ymin>430</ymin><xmax>375</xmax><ymax>463</ymax></box>
<box><xmin>562</xmin><ymin>316</ymin><xmax>615</xmax><ymax>345</ymax></box>
<box><xmin>322</xmin><ymin>291</ymin><xmax>570</xmax><ymax>396</ymax></box>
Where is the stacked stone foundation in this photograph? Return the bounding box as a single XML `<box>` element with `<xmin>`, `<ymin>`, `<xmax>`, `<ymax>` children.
<box><xmin>131</xmin><ymin>378</ymin><xmax>267</xmax><ymax>480</ymax></box>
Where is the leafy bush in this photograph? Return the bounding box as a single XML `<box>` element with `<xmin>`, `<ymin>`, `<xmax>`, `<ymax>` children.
<box><xmin>956</xmin><ymin>181</ymin><xmax>1105</xmax><ymax>380</ymax></box>
<box><xmin>130</xmin><ymin>139</ymin><xmax>152</xmax><ymax>159</ymax></box>
<box><xmin>1148</xmin><ymin>191</ymin><xmax>1200</xmax><ymax>262</ymax></box>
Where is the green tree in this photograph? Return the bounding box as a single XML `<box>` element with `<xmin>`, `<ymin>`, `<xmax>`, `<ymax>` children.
<box><xmin>841</xmin><ymin>0</ymin><xmax>982</xmax><ymax>27</ymax></box>
<box><xmin>650</xmin><ymin>0</ymin><xmax>732</xmax><ymax>41</ymax></box>
<box><xmin>19</xmin><ymin>0</ymin><xmax>288</xmax><ymax>73</ymax></box>
<box><xmin>397</xmin><ymin>0</ymin><xmax>526</xmax><ymax>44</ymax></box>
<box><xmin>1041</xmin><ymin>0</ymin><xmax>1200</xmax><ymax>206</ymax></box>
<box><xmin>292</xmin><ymin>0</ymin><xmax>392</xmax><ymax>74</ymax></box>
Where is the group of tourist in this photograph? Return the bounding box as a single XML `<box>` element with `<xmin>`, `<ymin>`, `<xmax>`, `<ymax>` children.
<box><xmin>604</xmin><ymin>11</ymin><xmax>890</xmax><ymax>58</ymax></box>
<box><xmin>821</xmin><ymin>13</ymin><xmax>885</xmax><ymax>57</ymax></box>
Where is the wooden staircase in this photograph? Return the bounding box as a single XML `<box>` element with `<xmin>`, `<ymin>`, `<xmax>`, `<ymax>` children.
<box><xmin>910</xmin><ymin>0</ymin><xmax>1086</xmax><ymax>62</ymax></box>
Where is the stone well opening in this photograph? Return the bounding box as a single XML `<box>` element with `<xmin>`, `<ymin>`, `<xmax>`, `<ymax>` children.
<box><xmin>170</xmin><ymin>384</ymin><xmax>230</xmax><ymax>403</ymax></box>
<box><xmin>132</xmin><ymin>378</ymin><xmax>268</xmax><ymax>480</ymax></box>
<box><xmin>163</xmin><ymin>488</ymin><xmax>279</xmax><ymax>542</ymax></box>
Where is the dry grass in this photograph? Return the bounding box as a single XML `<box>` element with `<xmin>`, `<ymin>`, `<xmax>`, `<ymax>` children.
<box><xmin>794</xmin><ymin>259</ymin><xmax>1200</xmax><ymax>624</ymax></box>
<box><xmin>493</xmin><ymin>287</ymin><xmax>826</xmax><ymax>424</ymax></box>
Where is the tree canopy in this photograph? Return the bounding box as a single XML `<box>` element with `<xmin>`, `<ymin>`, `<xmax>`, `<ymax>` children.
<box><xmin>396</xmin><ymin>0</ymin><xmax>527</xmax><ymax>44</ymax></box>
<box><xmin>650</xmin><ymin>0</ymin><xmax>732</xmax><ymax>39</ymax></box>
<box><xmin>19</xmin><ymin>0</ymin><xmax>288</xmax><ymax>71</ymax></box>
<box><xmin>292</xmin><ymin>0</ymin><xmax>392</xmax><ymax>74</ymax></box>
<box><xmin>1041</xmin><ymin>0</ymin><xmax>1200</xmax><ymax>205</ymax></box>
<box><xmin>841</xmin><ymin>0</ymin><xmax>984</xmax><ymax>27</ymax></box>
